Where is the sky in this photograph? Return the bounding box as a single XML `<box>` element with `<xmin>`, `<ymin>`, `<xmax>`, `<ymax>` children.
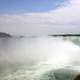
<box><xmin>0</xmin><ymin>0</ymin><xmax>67</xmax><ymax>13</ymax></box>
<box><xmin>0</xmin><ymin>0</ymin><xmax>80</xmax><ymax>35</ymax></box>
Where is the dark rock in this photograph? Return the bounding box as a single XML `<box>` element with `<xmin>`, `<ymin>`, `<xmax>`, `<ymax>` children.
<box><xmin>74</xmin><ymin>75</ymin><xmax>80</xmax><ymax>80</ymax></box>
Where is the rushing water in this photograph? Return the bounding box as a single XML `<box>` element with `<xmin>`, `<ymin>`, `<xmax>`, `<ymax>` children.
<box><xmin>0</xmin><ymin>36</ymin><xmax>80</xmax><ymax>80</ymax></box>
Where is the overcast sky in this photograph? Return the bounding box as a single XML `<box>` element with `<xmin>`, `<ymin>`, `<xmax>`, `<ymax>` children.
<box><xmin>0</xmin><ymin>0</ymin><xmax>80</xmax><ymax>35</ymax></box>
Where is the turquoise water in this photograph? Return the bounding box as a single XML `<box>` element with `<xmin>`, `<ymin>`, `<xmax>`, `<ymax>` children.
<box><xmin>0</xmin><ymin>36</ymin><xmax>80</xmax><ymax>80</ymax></box>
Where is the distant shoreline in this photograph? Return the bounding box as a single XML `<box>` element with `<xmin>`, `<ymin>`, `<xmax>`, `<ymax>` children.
<box><xmin>0</xmin><ymin>32</ymin><xmax>11</xmax><ymax>38</ymax></box>
<box><xmin>49</xmin><ymin>34</ymin><xmax>80</xmax><ymax>37</ymax></box>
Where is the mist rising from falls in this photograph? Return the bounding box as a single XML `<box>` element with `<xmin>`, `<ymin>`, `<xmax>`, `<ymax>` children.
<box><xmin>0</xmin><ymin>36</ymin><xmax>80</xmax><ymax>66</ymax></box>
<box><xmin>0</xmin><ymin>36</ymin><xmax>80</xmax><ymax>80</ymax></box>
